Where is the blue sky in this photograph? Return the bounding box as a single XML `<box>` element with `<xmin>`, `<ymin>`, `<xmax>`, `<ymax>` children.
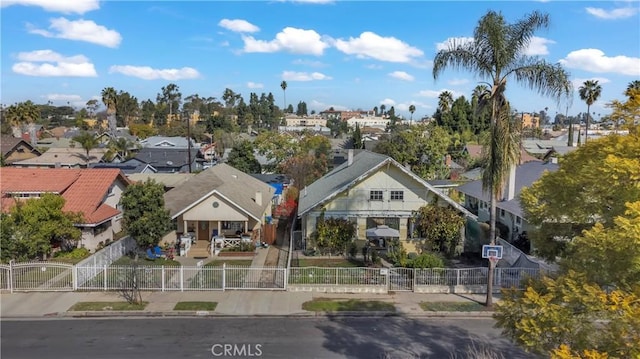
<box><xmin>1</xmin><ymin>0</ymin><xmax>639</xmax><ymax>120</ymax></box>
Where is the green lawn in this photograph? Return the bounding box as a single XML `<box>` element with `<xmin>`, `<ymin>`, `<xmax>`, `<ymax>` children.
<box><xmin>288</xmin><ymin>267</ymin><xmax>383</xmax><ymax>285</ymax></box>
<box><xmin>69</xmin><ymin>301</ymin><xmax>148</xmax><ymax>311</ymax></box>
<box><xmin>294</xmin><ymin>258</ymin><xmax>364</xmax><ymax>267</ymax></box>
<box><xmin>173</xmin><ymin>301</ymin><xmax>217</xmax><ymax>311</ymax></box>
<box><xmin>419</xmin><ymin>301</ymin><xmax>489</xmax><ymax>312</ymax></box>
<box><xmin>302</xmin><ymin>299</ymin><xmax>395</xmax><ymax>312</ymax></box>
<box><xmin>112</xmin><ymin>256</ymin><xmax>181</xmax><ymax>266</ymax></box>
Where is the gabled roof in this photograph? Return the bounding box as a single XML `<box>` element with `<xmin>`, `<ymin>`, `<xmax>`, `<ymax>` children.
<box><xmin>12</xmin><ymin>147</ymin><xmax>107</xmax><ymax>166</ymax></box>
<box><xmin>456</xmin><ymin>161</ymin><xmax>559</xmax><ymax>218</ymax></box>
<box><xmin>139</xmin><ymin>136</ymin><xmax>196</xmax><ymax>149</ymax></box>
<box><xmin>90</xmin><ymin>159</ymin><xmax>157</xmax><ymax>175</ymax></box>
<box><xmin>1</xmin><ymin>136</ymin><xmax>41</xmax><ymax>157</ymax></box>
<box><xmin>0</xmin><ymin>168</ymin><xmax>131</xmax><ymax>225</ymax></box>
<box><xmin>134</xmin><ymin>148</ymin><xmax>199</xmax><ymax>169</ymax></box>
<box><xmin>298</xmin><ymin>150</ymin><xmax>475</xmax><ymax>218</ymax></box>
<box><xmin>163</xmin><ymin>163</ymin><xmax>275</xmax><ymax>221</ymax></box>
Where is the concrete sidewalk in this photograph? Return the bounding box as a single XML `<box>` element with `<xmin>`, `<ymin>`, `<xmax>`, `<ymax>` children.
<box><xmin>0</xmin><ymin>290</ymin><xmax>499</xmax><ymax>319</ymax></box>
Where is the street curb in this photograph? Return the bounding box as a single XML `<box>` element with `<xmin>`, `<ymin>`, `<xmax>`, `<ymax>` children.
<box><xmin>6</xmin><ymin>310</ymin><xmax>495</xmax><ymax>319</ymax></box>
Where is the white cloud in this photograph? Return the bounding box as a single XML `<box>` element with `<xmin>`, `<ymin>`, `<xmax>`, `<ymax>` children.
<box><xmin>571</xmin><ymin>77</ymin><xmax>611</xmax><ymax>88</ymax></box>
<box><xmin>380</xmin><ymin>98</ymin><xmax>396</xmax><ymax>107</ymax></box>
<box><xmin>435</xmin><ymin>37</ymin><xmax>473</xmax><ymax>51</ymax></box>
<box><xmin>365</xmin><ymin>64</ymin><xmax>383</xmax><ymax>70</ymax></box>
<box><xmin>242</xmin><ymin>27</ymin><xmax>329</xmax><ymax>55</ymax></box>
<box><xmin>436</xmin><ymin>36</ymin><xmax>554</xmax><ymax>56</ymax></box>
<box><xmin>416</xmin><ymin>89</ymin><xmax>462</xmax><ymax>98</ymax></box>
<box><xmin>559</xmin><ymin>48</ymin><xmax>640</xmax><ymax>76</ymax></box>
<box><xmin>109</xmin><ymin>65</ymin><xmax>201</xmax><ymax>80</ymax></box>
<box><xmin>448</xmin><ymin>78</ymin><xmax>469</xmax><ymax>86</ymax></box>
<box><xmin>282</xmin><ymin>71</ymin><xmax>332</xmax><ymax>81</ymax></box>
<box><xmin>28</xmin><ymin>17</ymin><xmax>122</xmax><ymax>48</ymax></box>
<box><xmin>1</xmin><ymin>0</ymin><xmax>99</xmax><ymax>14</ymax></box>
<box><xmin>12</xmin><ymin>49</ymin><xmax>97</xmax><ymax>77</ymax></box>
<box><xmin>334</xmin><ymin>32</ymin><xmax>423</xmax><ymax>63</ymax></box>
<box><xmin>525</xmin><ymin>36</ymin><xmax>556</xmax><ymax>56</ymax></box>
<box><xmin>247</xmin><ymin>82</ymin><xmax>264</xmax><ymax>89</ymax></box>
<box><xmin>586</xmin><ymin>7</ymin><xmax>638</xmax><ymax>20</ymax></box>
<box><xmin>292</xmin><ymin>59</ymin><xmax>327</xmax><ymax>67</ymax></box>
<box><xmin>42</xmin><ymin>93</ymin><xmax>87</xmax><ymax>107</ymax></box>
<box><xmin>218</xmin><ymin>19</ymin><xmax>260</xmax><ymax>33</ymax></box>
<box><xmin>388</xmin><ymin>71</ymin><xmax>414</xmax><ymax>81</ymax></box>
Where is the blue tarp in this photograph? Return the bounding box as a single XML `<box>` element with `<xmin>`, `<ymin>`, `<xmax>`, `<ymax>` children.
<box><xmin>270</xmin><ymin>183</ymin><xmax>284</xmax><ymax>195</ymax></box>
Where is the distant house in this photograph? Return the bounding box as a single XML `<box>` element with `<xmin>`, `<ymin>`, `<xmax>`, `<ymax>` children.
<box><xmin>134</xmin><ymin>148</ymin><xmax>201</xmax><ymax>173</ymax></box>
<box><xmin>456</xmin><ymin>161</ymin><xmax>558</xmax><ymax>243</ymax></box>
<box><xmin>298</xmin><ymin>150</ymin><xmax>476</xmax><ymax>253</ymax></box>
<box><xmin>11</xmin><ymin>147</ymin><xmax>108</xmax><ymax>168</ymax></box>
<box><xmin>128</xmin><ymin>172</ymin><xmax>195</xmax><ymax>192</ymax></box>
<box><xmin>1</xmin><ymin>136</ymin><xmax>41</xmax><ymax>165</ymax></box>
<box><xmin>0</xmin><ymin>167</ymin><xmax>131</xmax><ymax>252</ymax></box>
<box><xmin>463</xmin><ymin>144</ymin><xmax>540</xmax><ymax>165</ymax></box>
<box><xmin>90</xmin><ymin>159</ymin><xmax>157</xmax><ymax>175</ymax></box>
<box><xmin>139</xmin><ymin>136</ymin><xmax>197</xmax><ymax>149</ymax></box>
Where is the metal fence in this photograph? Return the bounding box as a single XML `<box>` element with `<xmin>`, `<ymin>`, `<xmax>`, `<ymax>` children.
<box><xmin>1</xmin><ymin>261</ymin><xmax>543</xmax><ymax>293</ymax></box>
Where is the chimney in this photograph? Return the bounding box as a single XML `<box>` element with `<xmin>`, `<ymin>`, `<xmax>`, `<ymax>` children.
<box><xmin>255</xmin><ymin>191</ymin><xmax>262</xmax><ymax>206</ymax></box>
<box><xmin>503</xmin><ymin>165</ymin><xmax>516</xmax><ymax>201</ymax></box>
<box><xmin>347</xmin><ymin>149</ymin><xmax>354</xmax><ymax>166</ymax></box>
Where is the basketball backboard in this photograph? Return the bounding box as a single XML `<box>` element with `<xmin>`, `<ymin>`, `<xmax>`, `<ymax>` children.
<box><xmin>482</xmin><ymin>245</ymin><xmax>503</xmax><ymax>259</ymax></box>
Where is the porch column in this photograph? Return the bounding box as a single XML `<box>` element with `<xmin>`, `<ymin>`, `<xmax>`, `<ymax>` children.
<box><xmin>399</xmin><ymin>218</ymin><xmax>408</xmax><ymax>241</ymax></box>
<box><xmin>183</xmin><ymin>219</ymin><xmax>188</xmax><ymax>234</ymax></box>
<box><xmin>244</xmin><ymin>220</ymin><xmax>248</xmax><ymax>233</ymax></box>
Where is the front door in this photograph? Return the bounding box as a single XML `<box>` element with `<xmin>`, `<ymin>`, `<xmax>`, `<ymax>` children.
<box><xmin>197</xmin><ymin>221</ymin><xmax>210</xmax><ymax>241</ymax></box>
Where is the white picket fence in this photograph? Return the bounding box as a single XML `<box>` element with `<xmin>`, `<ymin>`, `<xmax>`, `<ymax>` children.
<box><xmin>0</xmin><ymin>261</ymin><xmax>544</xmax><ymax>294</ymax></box>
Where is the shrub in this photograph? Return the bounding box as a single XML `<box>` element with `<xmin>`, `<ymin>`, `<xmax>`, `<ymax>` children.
<box><xmin>53</xmin><ymin>247</ymin><xmax>90</xmax><ymax>260</ymax></box>
<box><xmin>407</xmin><ymin>252</ymin><xmax>444</xmax><ymax>268</ymax></box>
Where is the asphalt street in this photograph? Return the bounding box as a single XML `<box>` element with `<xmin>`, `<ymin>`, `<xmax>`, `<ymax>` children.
<box><xmin>1</xmin><ymin>317</ymin><xmax>535</xmax><ymax>359</ymax></box>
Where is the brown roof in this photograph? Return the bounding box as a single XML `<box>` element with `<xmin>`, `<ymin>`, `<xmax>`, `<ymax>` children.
<box><xmin>1</xmin><ymin>135</ymin><xmax>39</xmax><ymax>156</ymax></box>
<box><xmin>11</xmin><ymin>147</ymin><xmax>107</xmax><ymax>166</ymax></box>
<box><xmin>0</xmin><ymin>168</ymin><xmax>130</xmax><ymax>225</ymax></box>
<box><xmin>466</xmin><ymin>144</ymin><xmax>539</xmax><ymax>164</ymax></box>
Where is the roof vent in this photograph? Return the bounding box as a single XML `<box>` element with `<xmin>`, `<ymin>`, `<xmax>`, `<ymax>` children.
<box><xmin>166</xmin><ymin>161</ymin><xmax>173</xmax><ymax>165</ymax></box>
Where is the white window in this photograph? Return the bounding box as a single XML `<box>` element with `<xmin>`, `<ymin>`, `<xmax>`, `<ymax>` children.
<box><xmin>369</xmin><ymin>190</ymin><xmax>383</xmax><ymax>201</ymax></box>
<box><xmin>390</xmin><ymin>191</ymin><xmax>404</xmax><ymax>201</ymax></box>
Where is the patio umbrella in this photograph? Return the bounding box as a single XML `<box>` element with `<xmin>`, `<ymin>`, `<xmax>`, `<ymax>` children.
<box><xmin>365</xmin><ymin>225</ymin><xmax>400</xmax><ymax>238</ymax></box>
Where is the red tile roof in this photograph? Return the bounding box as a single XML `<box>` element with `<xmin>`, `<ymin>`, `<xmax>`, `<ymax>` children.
<box><xmin>0</xmin><ymin>168</ymin><xmax>130</xmax><ymax>225</ymax></box>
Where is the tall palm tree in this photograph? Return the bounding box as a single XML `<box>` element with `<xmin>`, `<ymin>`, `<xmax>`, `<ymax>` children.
<box><xmin>5</xmin><ymin>101</ymin><xmax>40</xmax><ymax>126</ymax></box>
<box><xmin>578</xmin><ymin>80</ymin><xmax>602</xmax><ymax>143</ymax></box>
<box><xmin>72</xmin><ymin>131</ymin><xmax>98</xmax><ymax>164</ymax></box>
<box><xmin>380</xmin><ymin>104</ymin><xmax>386</xmax><ymax>117</ymax></box>
<box><xmin>101</xmin><ymin>87</ymin><xmax>117</xmax><ymax>135</ymax></box>
<box><xmin>280</xmin><ymin>81</ymin><xmax>288</xmax><ymax>114</ymax></box>
<box><xmin>433</xmin><ymin>10</ymin><xmax>572</xmax><ymax>307</ymax></box>
<box><xmin>438</xmin><ymin>91</ymin><xmax>454</xmax><ymax>113</ymax></box>
<box><xmin>408</xmin><ymin>104</ymin><xmax>416</xmax><ymax>122</ymax></box>
<box><xmin>625</xmin><ymin>80</ymin><xmax>640</xmax><ymax>98</ymax></box>
<box><xmin>109</xmin><ymin>137</ymin><xmax>133</xmax><ymax>160</ymax></box>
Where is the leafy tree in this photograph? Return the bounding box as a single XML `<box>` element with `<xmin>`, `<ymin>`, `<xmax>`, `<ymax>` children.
<box><xmin>413</xmin><ymin>203</ymin><xmax>466</xmax><ymax>258</ymax></box>
<box><xmin>299</xmin><ymin>133</ymin><xmax>331</xmax><ymax>159</ymax></box>
<box><xmin>375</xmin><ymin>124</ymin><xmax>450</xmax><ymax>180</ymax></box>
<box><xmin>227</xmin><ymin>140</ymin><xmax>261</xmax><ymax>174</ymax></box>
<box><xmin>85</xmin><ymin>99</ymin><xmax>99</xmax><ymax>119</ymax></box>
<box><xmin>295</xmin><ymin>101</ymin><xmax>308</xmax><ymax>116</ymax></box>
<box><xmin>121</xmin><ymin>179</ymin><xmax>172</xmax><ymax>248</ymax></box>
<box><xmin>279</xmin><ymin>153</ymin><xmax>327</xmax><ymax>189</ymax></box>
<box><xmin>253</xmin><ymin>131</ymin><xmax>299</xmax><ymax>170</ymax></box>
<box><xmin>115</xmin><ymin>90</ymin><xmax>139</xmax><ymax>127</ymax></box>
<box><xmin>352</xmin><ymin>123</ymin><xmax>363</xmax><ymax>149</ymax></box>
<box><xmin>578</xmin><ymin>80</ymin><xmax>602</xmax><ymax>143</ymax></box>
<box><xmin>432</xmin><ymin>10</ymin><xmax>572</xmax><ymax>306</ymax></box>
<box><xmin>521</xmin><ymin>132</ymin><xmax>640</xmax><ymax>261</ymax></box>
<box><xmin>0</xmin><ymin>194</ymin><xmax>82</xmax><ymax>262</ymax></box>
<box><xmin>129</xmin><ymin>123</ymin><xmax>157</xmax><ymax>139</ymax></box>
<box><xmin>562</xmin><ymin>201</ymin><xmax>640</xmax><ymax>291</ymax></box>
<box><xmin>108</xmin><ymin>136</ymin><xmax>136</xmax><ymax>160</ymax></box>
<box><xmin>607</xmin><ymin>85</ymin><xmax>640</xmax><ymax>134</ymax></box>
<box><xmin>312</xmin><ymin>217</ymin><xmax>356</xmax><ymax>255</ymax></box>
<box><xmin>72</xmin><ymin>131</ymin><xmax>98</xmax><ymax>163</ymax></box>
<box><xmin>495</xmin><ymin>270</ymin><xmax>640</xmax><ymax>358</ymax></box>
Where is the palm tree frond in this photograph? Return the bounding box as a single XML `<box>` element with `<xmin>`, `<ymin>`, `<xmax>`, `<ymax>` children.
<box><xmin>511</xmin><ymin>60</ymin><xmax>573</xmax><ymax>105</ymax></box>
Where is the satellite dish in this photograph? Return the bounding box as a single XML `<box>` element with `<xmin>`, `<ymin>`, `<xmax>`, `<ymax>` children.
<box><xmin>166</xmin><ymin>160</ymin><xmax>173</xmax><ymax>165</ymax></box>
